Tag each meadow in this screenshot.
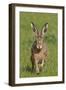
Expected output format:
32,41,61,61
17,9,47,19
20,12,58,78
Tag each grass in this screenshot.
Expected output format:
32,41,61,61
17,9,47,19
20,12,58,78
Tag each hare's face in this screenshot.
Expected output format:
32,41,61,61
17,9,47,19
36,31,43,49
31,22,48,50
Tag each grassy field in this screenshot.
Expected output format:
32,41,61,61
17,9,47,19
20,12,58,78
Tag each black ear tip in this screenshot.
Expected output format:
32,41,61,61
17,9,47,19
31,22,34,25
31,22,34,27
45,23,48,27
46,23,48,25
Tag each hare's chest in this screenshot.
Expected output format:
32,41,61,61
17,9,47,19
34,50,44,60
34,47,48,60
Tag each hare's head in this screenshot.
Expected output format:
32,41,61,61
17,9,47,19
31,22,48,50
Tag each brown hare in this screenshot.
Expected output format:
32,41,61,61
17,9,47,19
31,22,48,74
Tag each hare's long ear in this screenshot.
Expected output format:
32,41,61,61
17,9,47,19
41,23,48,35
31,22,37,32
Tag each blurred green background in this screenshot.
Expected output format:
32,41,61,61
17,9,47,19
20,12,58,78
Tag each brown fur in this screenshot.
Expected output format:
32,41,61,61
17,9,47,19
31,41,48,73
31,22,48,73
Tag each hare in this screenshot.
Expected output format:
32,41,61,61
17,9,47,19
31,22,48,74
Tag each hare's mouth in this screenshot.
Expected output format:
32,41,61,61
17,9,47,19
37,45,42,50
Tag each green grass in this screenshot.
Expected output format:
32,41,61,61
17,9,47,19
20,12,58,78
